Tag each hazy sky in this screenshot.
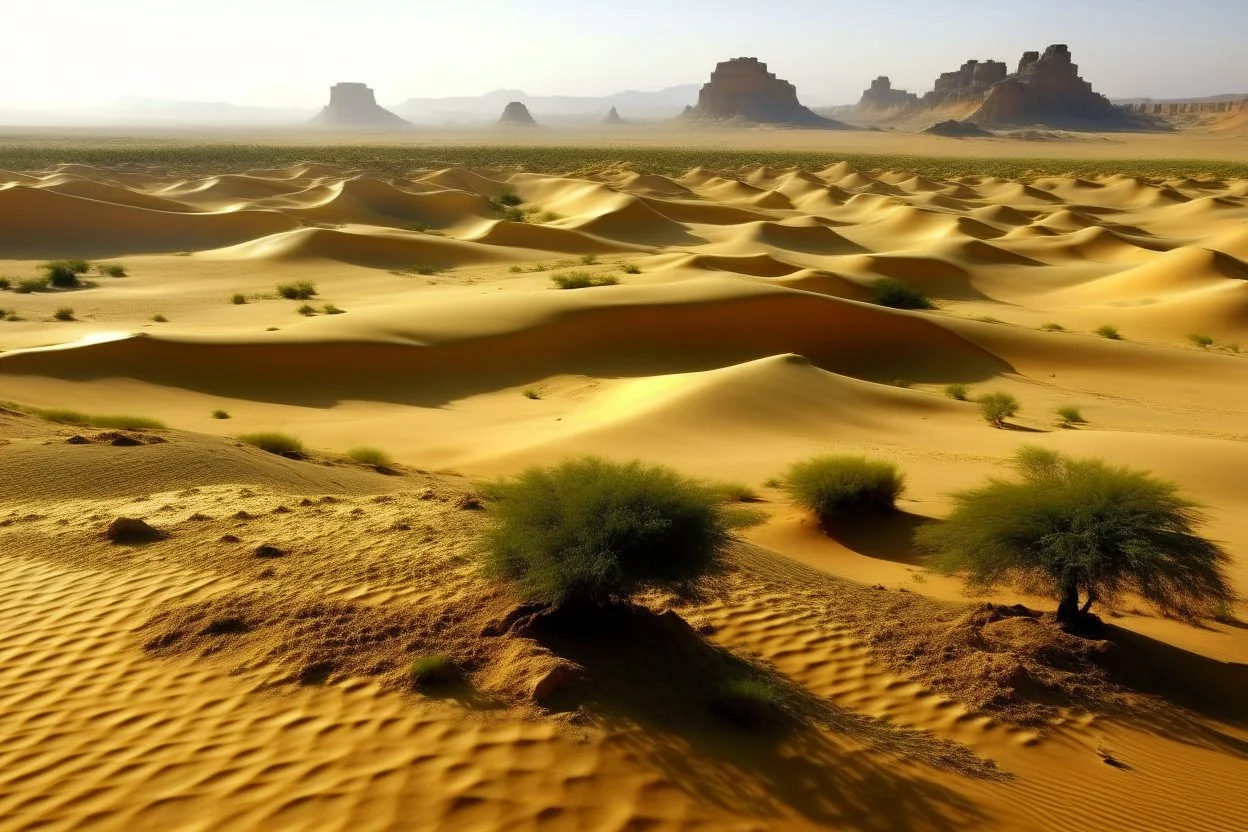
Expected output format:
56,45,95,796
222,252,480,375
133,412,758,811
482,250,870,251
4,0,1246,109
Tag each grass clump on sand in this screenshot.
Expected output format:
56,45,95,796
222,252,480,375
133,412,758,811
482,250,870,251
1095,324,1121,340
1041,322,1065,332
240,432,304,457
0,277,11,291
550,271,619,289
869,278,934,310
482,457,733,607
1056,405,1086,427
1187,333,1214,348
622,262,642,274
579,253,599,265
230,293,247,305
276,281,317,300
347,446,393,467
943,383,970,401
522,388,541,400
16,276,49,294
52,307,75,321
781,455,905,522
917,446,1235,629
296,303,316,316
409,655,458,687
151,313,168,323
211,409,231,420
978,391,1020,428
393,265,441,276
322,303,345,315
39,259,90,288
28,407,166,430
96,263,127,278
711,676,785,728
490,191,522,208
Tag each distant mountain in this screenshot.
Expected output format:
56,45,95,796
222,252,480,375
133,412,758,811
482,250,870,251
105,96,313,124
392,85,700,124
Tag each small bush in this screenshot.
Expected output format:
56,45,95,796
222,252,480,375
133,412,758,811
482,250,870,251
1056,405,1086,426
551,271,618,289
396,265,441,276
483,457,733,606
944,383,970,401
579,253,599,265
52,307,75,321
347,446,393,467
322,304,345,315
522,388,541,400
211,409,231,420
596,274,620,286
496,205,525,222
410,655,458,687
0,277,11,290
151,313,168,323
535,210,562,223
782,455,905,522
1095,324,1121,340
622,263,642,274
870,278,934,310
240,432,304,456
508,265,524,274
490,192,523,208
1041,322,1065,332
16,277,49,294
978,391,1020,427
96,263,127,278
296,303,316,316
230,293,247,305
1188,333,1214,348
528,263,550,273
40,259,90,288
276,281,317,300
711,677,784,727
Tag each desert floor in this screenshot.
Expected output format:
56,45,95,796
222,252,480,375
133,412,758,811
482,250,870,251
1,130,1247,831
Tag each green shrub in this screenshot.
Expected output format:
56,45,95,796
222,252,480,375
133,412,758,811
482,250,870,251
347,446,393,467
39,259,90,289
490,192,523,208
1188,333,1214,348
782,455,905,522
869,278,934,310
711,677,784,727
1041,322,1065,332
151,313,168,323
29,408,166,430
240,432,304,456
508,265,524,274
0,277,11,291
522,388,541,400
916,446,1235,626
322,304,345,315
482,457,733,606
1056,405,1086,426
52,307,75,321
211,409,231,420
595,274,620,286
978,392,1019,427
496,205,525,222
944,383,970,401
410,655,458,687
96,263,127,278
296,303,316,316
551,271,618,289
230,293,247,305
276,281,317,300
622,263,642,274
1095,324,1121,340
580,253,599,265
16,276,49,294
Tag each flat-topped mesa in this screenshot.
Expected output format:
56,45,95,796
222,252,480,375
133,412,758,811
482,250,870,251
969,44,1118,125
310,82,409,127
498,101,538,127
923,60,1008,107
857,76,918,111
685,57,845,127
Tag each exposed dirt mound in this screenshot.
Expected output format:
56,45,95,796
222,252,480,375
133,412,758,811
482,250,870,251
924,120,994,138
105,516,166,544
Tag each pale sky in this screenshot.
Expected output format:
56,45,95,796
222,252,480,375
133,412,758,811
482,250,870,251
4,0,1246,109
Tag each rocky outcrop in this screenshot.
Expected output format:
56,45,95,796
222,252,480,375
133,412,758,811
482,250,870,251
969,45,1117,126
1122,98,1248,115
498,101,538,127
857,77,918,111
923,119,993,137
310,83,409,128
684,57,846,127
601,106,626,125
925,60,1008,107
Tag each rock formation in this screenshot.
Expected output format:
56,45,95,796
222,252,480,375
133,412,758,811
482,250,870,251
857,77,918,111
498,101,538,127
601,106,626,125
923,119,993,138
969,45,1117,126
310,83,409,127
926,60,1008,107
1122,97,1248,116
684,57,845,127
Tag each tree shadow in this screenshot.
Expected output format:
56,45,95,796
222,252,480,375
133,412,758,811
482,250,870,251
820,510,933,566
514,603,1002,831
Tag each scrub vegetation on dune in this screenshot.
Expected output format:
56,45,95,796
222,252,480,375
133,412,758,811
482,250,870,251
978,392,1020,427
550,271,619,289
869,278,934,310
276,281,317,300
20,406,166,430
239,431,304,457
782,455,905,522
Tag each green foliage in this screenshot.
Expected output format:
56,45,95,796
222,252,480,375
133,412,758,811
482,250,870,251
52,307,75,321
482,457,732,606
579,253,599,265
916,446,1235,621
230,293,247,305
322,304,345,315
28,407,166,430
296,303,316,316
0,277,11,290
15,277,48,294
782,455,905,522
711,676,784,727
943,383,970,401
490,191,522,207
522,388,541,400
1095,324,1121,340
347,446,393,467
239,432,304,456
495,205,525,222
1187,333,1214,348
1041,322,1065,332
1056,405,1086,426
211,409,231,420
869,278,934,310
621,263,642,274
978,391,1020,427
96,263,127,278
276,281,317,300
151,313,168,323
409,655,457,686
39,260,89,288
550,271,618,289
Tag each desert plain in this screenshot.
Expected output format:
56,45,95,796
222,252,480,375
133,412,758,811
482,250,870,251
1,126,1248,832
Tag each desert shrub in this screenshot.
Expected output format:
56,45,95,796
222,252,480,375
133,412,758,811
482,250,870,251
916,446,1235,627
522,388,541,400
240,432,304,456
482,457,732,606
276,281,317,300
869,278,934,310
496,205,525,222
1095,324,1121,340
1188,333,1214,348
211,409,231,419
30,408,165,429
39,259,89,288
711,677,784,727
944,383,970,401
410,655,458,687
395,265,440,276
16,277,49,293
490,191,522,208
580,253,599,265
1056,405,1086,426
551,271,618,289
347,446,393,467
978,391,1019,427
507,265,523,274
535,210,562,223
296,303,316,316
52,307,75,321
0,277,10,290
230,293,247,305
322,304,345,315
96,263,127,278
782,455,905,522
622,263,642,274
151,313,168,323
1041,322,1065,332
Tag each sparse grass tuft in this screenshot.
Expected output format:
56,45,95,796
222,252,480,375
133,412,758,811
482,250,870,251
296,303,316,316
410,654,458,687
870,278,934,310
782,455,905,522
579,253,599,265
39,259,90,289
944,383,970,401
230,293,247,305
490,192,522,208
1041,322,1065,332
16,277,49,294
978,391,1020,427
1188,333,1214,348
28,407,166,430
535,210,562,223
0,277,11,291
551,271,618,289
508,265,524,274
395,265,441,276
496,205,525,222
1095,324,1121,340
973,315,1002,324
1056,405,1086,427
151,313,168,323
276,281,317,300
211,409,231,420
711,677,785,727
322,303,345,315
347,446,393,467
239,432,304,456
522,388,541,400
96,263,127,278
621,262,642,274
52,307,75,321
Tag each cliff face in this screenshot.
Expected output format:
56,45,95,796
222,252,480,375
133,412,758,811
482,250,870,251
969,45,1117,125
926,60,1008,106
857,77,918,111
310,83,408,127
1122,98,1248,115
687,58,845,127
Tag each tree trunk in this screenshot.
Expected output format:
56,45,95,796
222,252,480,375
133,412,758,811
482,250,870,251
1080,588,1098,615
1056,579,1081,626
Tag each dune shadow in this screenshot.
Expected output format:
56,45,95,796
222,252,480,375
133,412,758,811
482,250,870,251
514,603,1001,831
821,510,933,566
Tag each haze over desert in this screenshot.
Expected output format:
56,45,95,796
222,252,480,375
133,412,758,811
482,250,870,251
2,2,1248,831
